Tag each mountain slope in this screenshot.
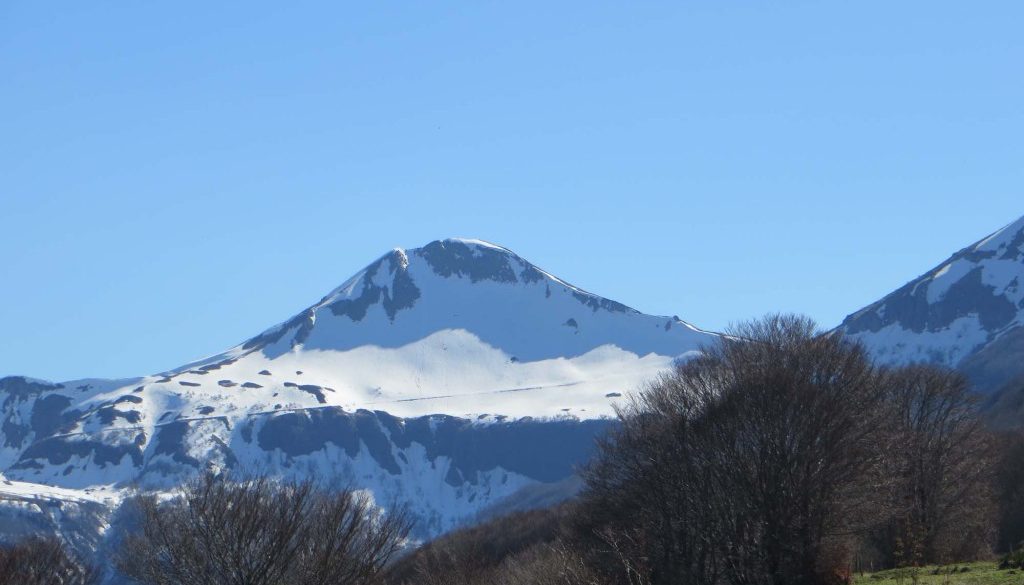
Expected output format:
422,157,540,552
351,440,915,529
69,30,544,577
837,214,1024,405
0,238,717,543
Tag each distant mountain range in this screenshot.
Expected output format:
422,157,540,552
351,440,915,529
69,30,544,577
2,219,1023,560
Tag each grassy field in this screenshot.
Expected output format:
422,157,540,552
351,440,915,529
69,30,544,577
854,562,1023,585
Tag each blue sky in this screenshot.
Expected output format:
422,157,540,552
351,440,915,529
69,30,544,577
2,1,1021,380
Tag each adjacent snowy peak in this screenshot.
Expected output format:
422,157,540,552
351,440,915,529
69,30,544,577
838,214,1024,392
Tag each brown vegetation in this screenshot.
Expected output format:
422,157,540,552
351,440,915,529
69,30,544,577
582,314,895,585
865,365,996,567
387,504,608,585
0,536,97,585
993,430,1024,554
115,473,411,585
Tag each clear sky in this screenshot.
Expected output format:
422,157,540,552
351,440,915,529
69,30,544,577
2,2,1021,381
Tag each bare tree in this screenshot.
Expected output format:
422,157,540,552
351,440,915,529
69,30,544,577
0,536,98,585
494,540,611,585
583,314,894,585
875,365,995,565
994,430,1024,553
116,473,410,585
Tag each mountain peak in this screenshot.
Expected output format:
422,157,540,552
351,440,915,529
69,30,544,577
839,213,1024,390
412,238,545,285
304,238,634,329
972,214,1024,258
425,237,509,250
158,237,713,408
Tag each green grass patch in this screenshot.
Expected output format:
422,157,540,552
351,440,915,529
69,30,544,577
854,562,1023,585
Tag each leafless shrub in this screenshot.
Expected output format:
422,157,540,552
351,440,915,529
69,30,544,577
494,540,611,585
0,536,98,585
872,365,996,565
593,526,652,585
994,429,1024,553
115,473,410,585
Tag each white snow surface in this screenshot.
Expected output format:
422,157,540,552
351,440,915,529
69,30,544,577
843,316,991,368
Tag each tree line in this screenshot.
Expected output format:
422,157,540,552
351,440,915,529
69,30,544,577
2,314,1023,584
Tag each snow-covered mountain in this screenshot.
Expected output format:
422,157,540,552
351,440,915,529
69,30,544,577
0,238,716,549
169,237,712,420
838,215,1024,401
